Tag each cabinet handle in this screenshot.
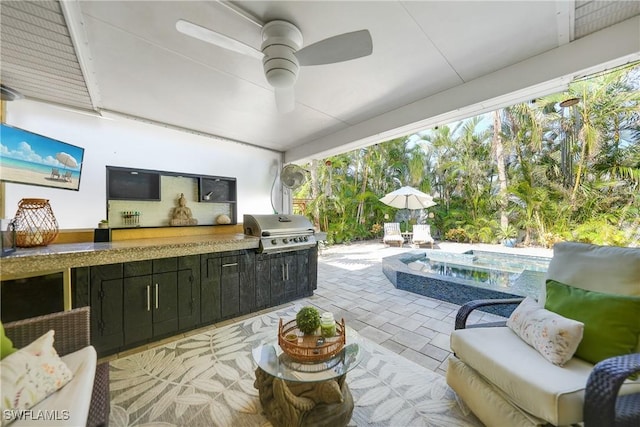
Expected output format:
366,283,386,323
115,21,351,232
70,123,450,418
281,264,285,281
222,263,238,267
286,264,290,280
155,283,159,309
146,285,151,311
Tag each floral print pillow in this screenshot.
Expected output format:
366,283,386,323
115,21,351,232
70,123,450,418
0,330,73,426
507,297,584,366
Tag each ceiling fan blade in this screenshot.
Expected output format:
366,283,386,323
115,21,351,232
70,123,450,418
295,30,372,66
275,87,295,113
176,19,263,60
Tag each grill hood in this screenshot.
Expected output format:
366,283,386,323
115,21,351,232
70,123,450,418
244,214,316,253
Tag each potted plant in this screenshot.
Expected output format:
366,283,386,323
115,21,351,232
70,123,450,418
98,219,109,229
296,306,321,335
498,224,517,247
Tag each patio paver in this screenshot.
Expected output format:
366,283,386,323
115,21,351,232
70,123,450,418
307,239,552,376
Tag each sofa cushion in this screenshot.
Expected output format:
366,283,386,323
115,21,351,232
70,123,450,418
8,346,97,427
543,242,640,303
0,331,74,426
507,297,583,366
447,357,545,427
450,327,640,426
545,279,640,365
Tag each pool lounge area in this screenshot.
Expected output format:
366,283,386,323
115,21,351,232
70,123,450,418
382,249,552,317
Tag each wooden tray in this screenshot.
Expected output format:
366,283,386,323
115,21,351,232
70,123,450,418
278,317,346,363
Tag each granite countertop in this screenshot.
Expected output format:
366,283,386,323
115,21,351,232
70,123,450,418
0,234,260,279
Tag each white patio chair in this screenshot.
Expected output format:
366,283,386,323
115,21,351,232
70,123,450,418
383,222,404,247
412,224,434,248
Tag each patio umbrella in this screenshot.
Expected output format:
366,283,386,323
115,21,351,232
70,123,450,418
380,186,437,230
55,152,78,170
380,186,437,210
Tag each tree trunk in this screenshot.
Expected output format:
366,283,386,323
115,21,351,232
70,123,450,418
493,111,509,229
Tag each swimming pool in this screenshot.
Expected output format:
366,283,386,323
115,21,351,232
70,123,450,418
382,249,551,317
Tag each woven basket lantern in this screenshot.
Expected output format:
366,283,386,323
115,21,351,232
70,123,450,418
13,198,59,247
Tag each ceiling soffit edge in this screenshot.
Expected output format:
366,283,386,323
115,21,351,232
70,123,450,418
59,0,101,109
99,109,283,155
284,16,640,164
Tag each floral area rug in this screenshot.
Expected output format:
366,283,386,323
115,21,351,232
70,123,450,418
109,304,481,427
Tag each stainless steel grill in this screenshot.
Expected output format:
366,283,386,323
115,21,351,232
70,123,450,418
244,214,316,253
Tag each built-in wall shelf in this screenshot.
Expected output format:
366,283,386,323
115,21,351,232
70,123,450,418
198,177,236,203
106,166,237,228
107,167,161,201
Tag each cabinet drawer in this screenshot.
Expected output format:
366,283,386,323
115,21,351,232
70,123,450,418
124,260,152,277
154,257,178,273
92,263,123,280
220,256,239,274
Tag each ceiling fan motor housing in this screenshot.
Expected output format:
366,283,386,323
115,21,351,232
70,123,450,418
261,21,303,88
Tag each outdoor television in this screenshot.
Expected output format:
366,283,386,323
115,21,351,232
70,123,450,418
0,124,85,191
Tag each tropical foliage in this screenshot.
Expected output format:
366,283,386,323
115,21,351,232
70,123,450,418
294,63,640,247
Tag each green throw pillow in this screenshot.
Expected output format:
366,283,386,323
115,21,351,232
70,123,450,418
0,322,17,360
545,279,640,365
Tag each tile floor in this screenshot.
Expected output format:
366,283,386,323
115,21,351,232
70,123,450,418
304,240,527,376
104,239,553,377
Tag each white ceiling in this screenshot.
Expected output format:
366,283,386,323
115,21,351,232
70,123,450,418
1,1,639,163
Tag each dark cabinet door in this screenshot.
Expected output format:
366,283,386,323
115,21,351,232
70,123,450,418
309,245,318,291
269,254,285,305
239,250,256,315
152,271,179,337
90,264,124,356
255,254,271,309
283,252,298,299
296,249,310,297
201,254,222,324
123,275,153,347
178,255,200,331
269,253,298,303
220,255,240,319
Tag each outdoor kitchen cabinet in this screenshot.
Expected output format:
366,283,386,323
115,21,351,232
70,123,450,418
200,252,222,324
122,258,179,348
272,252,298,303
83,256,194,356
201,250,255,323
178,255,200,331
88,263,125,356
255,248,316,306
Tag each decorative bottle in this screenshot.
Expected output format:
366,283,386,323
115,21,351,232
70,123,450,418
320,312,336,337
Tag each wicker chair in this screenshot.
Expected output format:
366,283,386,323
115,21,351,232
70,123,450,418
4,307,110,427
447,242,640,427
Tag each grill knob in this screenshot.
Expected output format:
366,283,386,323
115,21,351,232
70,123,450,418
271,239,277,245
293,237,299,242
283,238,289,244
303,236,308,241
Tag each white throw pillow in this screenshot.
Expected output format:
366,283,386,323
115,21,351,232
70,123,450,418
506,297,584,366
0,330,74,426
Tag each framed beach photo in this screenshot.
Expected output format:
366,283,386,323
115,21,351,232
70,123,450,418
0,124,85,191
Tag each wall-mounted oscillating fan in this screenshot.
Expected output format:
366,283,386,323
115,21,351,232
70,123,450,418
281,164,308,190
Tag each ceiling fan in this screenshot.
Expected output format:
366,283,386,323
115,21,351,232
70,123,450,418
176,8,372,113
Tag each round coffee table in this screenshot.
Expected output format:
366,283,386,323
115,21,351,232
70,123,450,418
252,327,364,427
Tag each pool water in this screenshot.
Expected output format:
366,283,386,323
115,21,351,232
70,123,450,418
408,250,550,295
382,249,552,317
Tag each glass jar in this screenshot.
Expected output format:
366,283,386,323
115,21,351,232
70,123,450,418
320,312,336,337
